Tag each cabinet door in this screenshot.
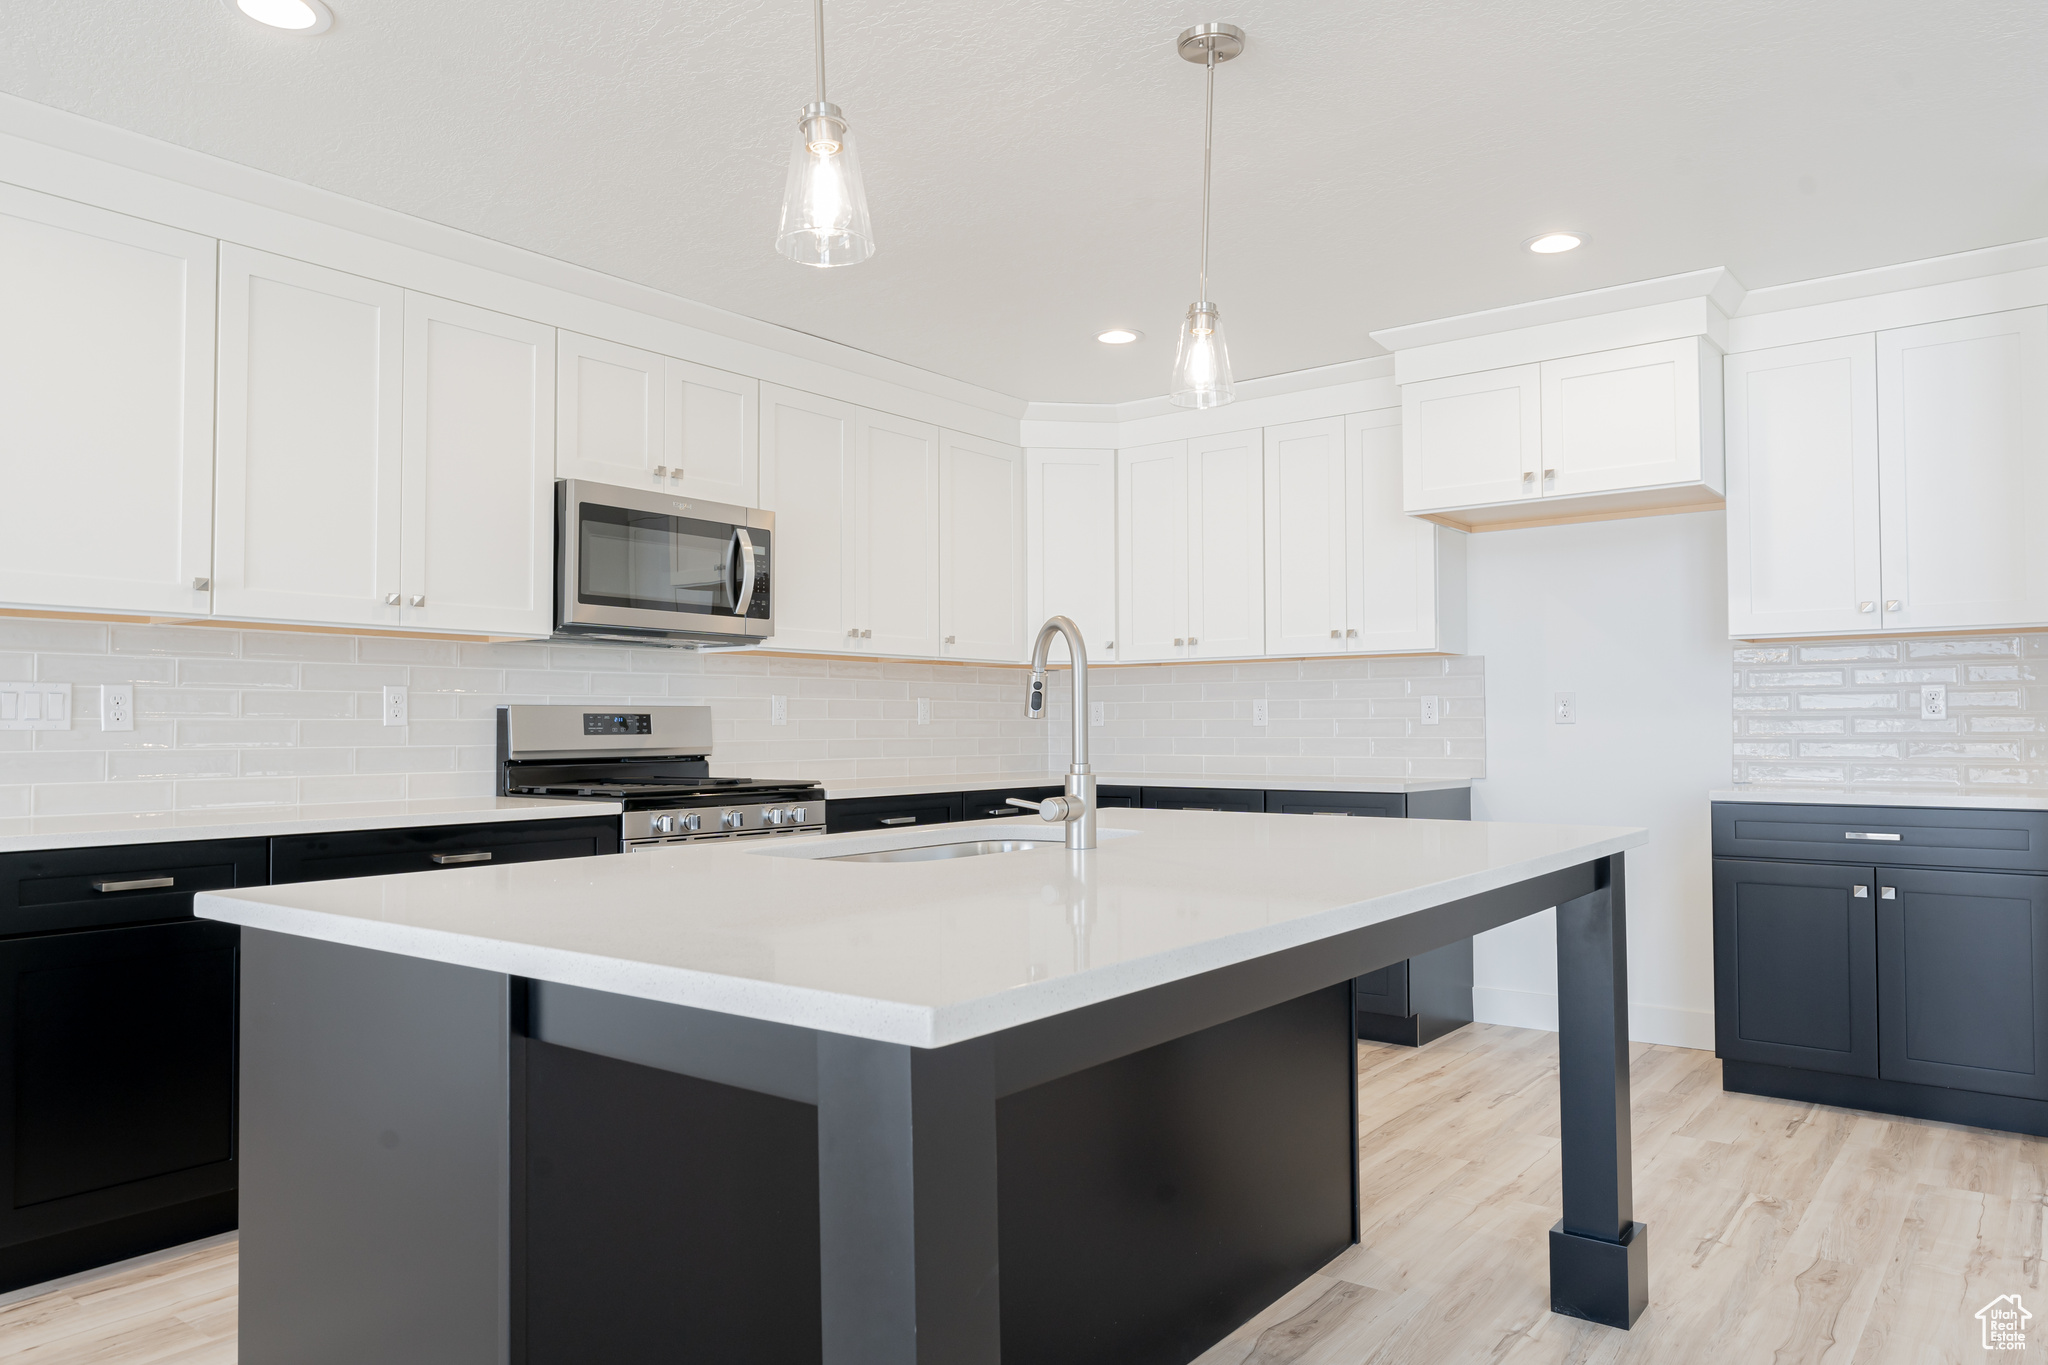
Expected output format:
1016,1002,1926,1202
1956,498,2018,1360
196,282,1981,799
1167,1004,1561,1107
1026,449,1117,661
824,793,965,833
1116,441,1190,661
1187,429,1264,659
400,294,556,636
1539,337,1717,498
1877,867,2048,1100
0,921,238,1257
1877,307,2048,633
554,331,664,489
666,359,759,507
1348,409,1464,654
215,246,403,628
0,185,216,616
1712,859,1877,1077
1724,336,1881,637
1264,417,1349,655
853,412,941,657
759,385,853,651
1400,364,1541,513
938,432,1023,661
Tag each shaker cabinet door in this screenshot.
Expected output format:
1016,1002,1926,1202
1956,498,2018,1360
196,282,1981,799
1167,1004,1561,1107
1400,364,1541,513
215,245,404,628
554,330,665,490
1116,441,1191,661
1263,417,1349,656
1539,337,1716,499
1026,448,1118,662
938,431,1023,662
1712,858,1878,1077
1349,409,1464,654
1186,428,1264,659
851,412,942,658
665,358,759,507
0,185,217,618
758,384,854,651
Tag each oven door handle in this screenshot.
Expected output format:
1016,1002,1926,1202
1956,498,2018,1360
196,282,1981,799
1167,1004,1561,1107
730,527,756,617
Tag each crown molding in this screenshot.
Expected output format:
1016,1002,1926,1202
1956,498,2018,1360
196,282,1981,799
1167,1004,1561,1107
1368,267,1747,354
1735,236,2048,316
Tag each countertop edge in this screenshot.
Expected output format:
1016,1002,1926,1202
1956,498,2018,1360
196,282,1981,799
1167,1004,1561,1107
1710,787,2048,812
0,798,626,855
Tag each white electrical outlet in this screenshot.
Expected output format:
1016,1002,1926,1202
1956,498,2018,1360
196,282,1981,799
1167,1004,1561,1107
0,684,71,731
104,684,134,732
1419,695,1440,726
1251,699,1269,727
917,697,931,725
382,685,408,727
1554,692,1577,725
771,694,788,725
1920,684,1947,721
1090,701,1104,726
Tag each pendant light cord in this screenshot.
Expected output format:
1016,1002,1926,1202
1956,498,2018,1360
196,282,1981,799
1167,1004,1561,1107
813,0,828,104
1199,45,1214,305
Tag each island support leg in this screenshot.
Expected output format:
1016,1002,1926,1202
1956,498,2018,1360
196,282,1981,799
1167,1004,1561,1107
1549,853,1650,1329
816,1034,1001,1364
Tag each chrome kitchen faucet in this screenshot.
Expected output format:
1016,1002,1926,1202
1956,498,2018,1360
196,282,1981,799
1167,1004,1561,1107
1007,615,1098,851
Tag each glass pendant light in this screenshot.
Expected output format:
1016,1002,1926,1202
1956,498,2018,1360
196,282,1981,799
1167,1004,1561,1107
776,0,875,266
1169,22,1243,409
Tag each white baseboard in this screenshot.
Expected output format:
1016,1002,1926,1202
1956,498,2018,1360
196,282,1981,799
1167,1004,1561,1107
1472,987,1714,1051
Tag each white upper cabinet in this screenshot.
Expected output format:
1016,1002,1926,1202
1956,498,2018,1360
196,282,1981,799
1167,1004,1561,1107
1403,338,1723,524
1401,364,1540,513
1026,449,1117,661
1876,308,2048,633
215,246,404,628
665,358,759,507
1116,441,1192,662
0,185,216,617
1725,335,1881,637
853,412,942,658
1348,410,1466,654
1187,430,1265,659
759,384,853,652
938,433,1023,662
1264,417,1350,655
399,293,556,637
1725,306,2048,638
555,331,664,489
557,335,760,507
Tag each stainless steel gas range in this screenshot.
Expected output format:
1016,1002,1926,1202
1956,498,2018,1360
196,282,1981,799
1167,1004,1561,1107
495,704,823,851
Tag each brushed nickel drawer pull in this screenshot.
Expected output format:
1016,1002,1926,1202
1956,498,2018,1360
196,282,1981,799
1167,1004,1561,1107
91,875,175,893
430,851,493,865
1844,831,1901,842
879,816,917,826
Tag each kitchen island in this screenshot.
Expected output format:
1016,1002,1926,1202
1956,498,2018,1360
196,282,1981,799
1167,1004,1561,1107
199,808,1650,1364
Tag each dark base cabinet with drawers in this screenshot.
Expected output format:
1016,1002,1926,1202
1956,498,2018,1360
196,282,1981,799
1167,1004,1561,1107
828,782,1475,1047
1713,801,2048,1137
0,812,622,1295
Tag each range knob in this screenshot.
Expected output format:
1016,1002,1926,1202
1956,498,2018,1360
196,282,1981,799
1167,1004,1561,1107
722,809,746,830
681,812,702,832
766,808,785,826
791,806,808,824
652,815,674,835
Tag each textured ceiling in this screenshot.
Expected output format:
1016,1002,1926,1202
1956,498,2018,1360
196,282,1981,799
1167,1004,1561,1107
3,0,2045,403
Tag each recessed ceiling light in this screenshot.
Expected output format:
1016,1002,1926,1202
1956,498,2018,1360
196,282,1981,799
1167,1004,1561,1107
1097,328,1143,345
1525,232,1584,255
225,0,333,34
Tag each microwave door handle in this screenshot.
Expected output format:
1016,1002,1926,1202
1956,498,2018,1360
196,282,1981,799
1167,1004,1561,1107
731,527,756,616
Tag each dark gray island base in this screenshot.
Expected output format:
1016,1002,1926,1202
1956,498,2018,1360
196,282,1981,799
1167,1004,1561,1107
234,852,1646,1364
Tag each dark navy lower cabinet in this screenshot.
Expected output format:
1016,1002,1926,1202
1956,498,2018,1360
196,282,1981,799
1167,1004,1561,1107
271,815,622,884
1713,802,2048,1136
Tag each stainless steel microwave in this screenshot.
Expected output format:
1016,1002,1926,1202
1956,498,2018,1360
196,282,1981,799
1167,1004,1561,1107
554,480,773,646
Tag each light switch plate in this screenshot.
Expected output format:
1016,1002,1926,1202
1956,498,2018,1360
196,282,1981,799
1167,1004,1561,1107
0,683,72,731
1554,692,1577,725
1420,695,1440,726
104,684,134,732
1251,699,1269,727
1920,684,1947,721
382,685,408,727
917,697,931,725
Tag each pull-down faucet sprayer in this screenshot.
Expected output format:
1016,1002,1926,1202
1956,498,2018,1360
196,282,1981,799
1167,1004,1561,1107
1006,615,1097,851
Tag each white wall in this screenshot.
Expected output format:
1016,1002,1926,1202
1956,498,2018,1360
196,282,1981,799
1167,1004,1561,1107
1465,510,1730,1049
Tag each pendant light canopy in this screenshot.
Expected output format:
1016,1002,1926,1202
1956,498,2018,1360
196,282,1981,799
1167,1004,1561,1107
1169,22,1242,409
776,0,874,267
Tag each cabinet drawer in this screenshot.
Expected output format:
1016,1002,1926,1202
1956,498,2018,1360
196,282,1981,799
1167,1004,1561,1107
0,839,270,938
1097,786,1141,809
271,816,620,885
960,788,1059,821
824,794,965,834
1140,787,1265,814
1266,791,1405,819
1712,802,2048,873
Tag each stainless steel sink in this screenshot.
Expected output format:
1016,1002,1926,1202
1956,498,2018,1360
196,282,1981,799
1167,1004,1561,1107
824,839,1050,864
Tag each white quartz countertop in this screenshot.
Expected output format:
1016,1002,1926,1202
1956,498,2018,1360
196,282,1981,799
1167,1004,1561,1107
0,797,624,855
196,809,1641,1049
1711,786,2048,813
793,773,1475,801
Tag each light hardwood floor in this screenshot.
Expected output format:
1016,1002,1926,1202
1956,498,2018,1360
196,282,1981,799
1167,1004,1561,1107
4,1024,2042,1363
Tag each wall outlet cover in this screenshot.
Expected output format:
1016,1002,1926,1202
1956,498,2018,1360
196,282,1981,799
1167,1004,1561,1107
917,697,931,725
382,685,408,727
1419,695,1440,726
104,683,134,732
1554,692,1577,725
771,694,788,725
1089,702,1104,726
1920,684,1947,721
1251,699,1269,727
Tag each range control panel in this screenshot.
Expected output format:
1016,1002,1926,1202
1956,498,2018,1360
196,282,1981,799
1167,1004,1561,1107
624,802,825,846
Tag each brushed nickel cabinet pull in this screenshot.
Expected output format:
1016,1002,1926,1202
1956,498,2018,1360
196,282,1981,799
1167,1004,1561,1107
1844,831,1901,842
878,816,917,826
430,851,492,865
91,875,175,893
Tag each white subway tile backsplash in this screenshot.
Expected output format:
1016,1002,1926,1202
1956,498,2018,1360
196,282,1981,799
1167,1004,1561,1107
1734,630,2048,792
